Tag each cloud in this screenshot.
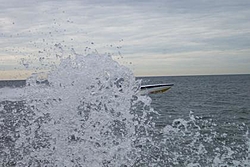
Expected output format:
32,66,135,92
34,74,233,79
0,0,250,78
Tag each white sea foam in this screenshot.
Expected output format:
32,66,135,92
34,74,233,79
162,112,250,166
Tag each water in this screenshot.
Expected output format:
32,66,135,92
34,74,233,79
0,54,250,166
140,75,250,166
140,75,250,125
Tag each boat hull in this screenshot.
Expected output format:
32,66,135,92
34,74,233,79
140,83,174,95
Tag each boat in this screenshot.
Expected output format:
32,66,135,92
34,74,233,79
140,83,174,95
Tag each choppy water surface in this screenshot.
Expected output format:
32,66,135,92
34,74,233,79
1,54,250,166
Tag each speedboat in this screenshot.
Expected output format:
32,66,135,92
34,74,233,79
140,83,174,95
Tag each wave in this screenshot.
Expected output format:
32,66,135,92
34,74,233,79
0,53,249,166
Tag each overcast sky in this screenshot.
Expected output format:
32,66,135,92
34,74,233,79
0,0,250,79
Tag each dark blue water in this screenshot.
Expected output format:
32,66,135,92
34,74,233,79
1,73,250,166
0,80,26,88
140,74,250,126
142,74,250,166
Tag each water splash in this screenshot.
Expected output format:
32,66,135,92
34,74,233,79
0,53,249,166
15,54,143,166
161,112,250,166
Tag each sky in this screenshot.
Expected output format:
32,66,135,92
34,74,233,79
0,0,250,79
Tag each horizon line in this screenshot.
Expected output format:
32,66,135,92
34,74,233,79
0,73,249,82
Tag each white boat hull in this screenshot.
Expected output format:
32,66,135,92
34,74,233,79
140,83,174,95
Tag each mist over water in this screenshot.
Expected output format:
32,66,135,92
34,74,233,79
0,53,250,166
